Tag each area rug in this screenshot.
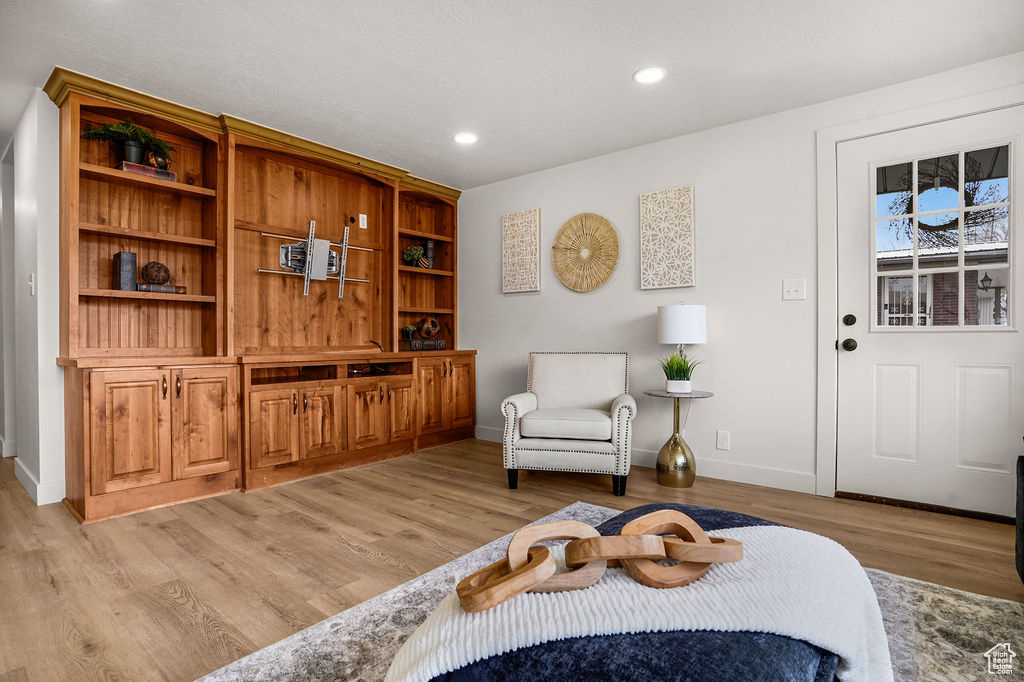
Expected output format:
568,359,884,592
201,502,1024,682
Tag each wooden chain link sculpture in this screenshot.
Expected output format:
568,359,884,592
457,510,744,612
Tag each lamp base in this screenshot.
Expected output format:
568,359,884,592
656,432,696,487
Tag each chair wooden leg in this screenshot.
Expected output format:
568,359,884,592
612,474,627,496
507,469,519,490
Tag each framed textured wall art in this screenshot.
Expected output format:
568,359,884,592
502,208,541,293
639,185,695,289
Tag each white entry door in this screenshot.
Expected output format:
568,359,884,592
836,106,1024,517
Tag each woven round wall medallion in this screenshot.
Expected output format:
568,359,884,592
552,212,620,292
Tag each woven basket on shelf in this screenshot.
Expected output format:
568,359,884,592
551,212,620,292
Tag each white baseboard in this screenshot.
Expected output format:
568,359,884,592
476,425,503,443
0,436,14,457
632,447,816,494
13,457,65,505
475,426,816,494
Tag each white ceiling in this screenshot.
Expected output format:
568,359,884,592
1,1,1023,189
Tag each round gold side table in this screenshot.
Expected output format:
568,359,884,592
643,390,713,488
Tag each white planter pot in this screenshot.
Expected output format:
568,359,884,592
666,379,692,393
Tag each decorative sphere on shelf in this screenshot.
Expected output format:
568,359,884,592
145,151,169,170
141,261,170,284
417,317,440,339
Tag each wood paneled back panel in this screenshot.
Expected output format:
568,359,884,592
233,147,392,249
398,271,454,310
78,178,207,238
78,298,205,354
232,227,384,354
399,194,454,239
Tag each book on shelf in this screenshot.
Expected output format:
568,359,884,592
136,283,187,294
120,161,177,182
112,251,137,291
399,338,446,351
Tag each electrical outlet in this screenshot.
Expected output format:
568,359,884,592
716,429,731,451
782,278,806,300
358,213,368,229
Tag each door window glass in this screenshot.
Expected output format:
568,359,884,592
873,144,1011,327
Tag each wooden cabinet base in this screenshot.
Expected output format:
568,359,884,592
63,470,240,523
417,426,475,450
245,439,416,490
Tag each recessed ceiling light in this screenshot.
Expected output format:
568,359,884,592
454,132,478,145
632,67,666,84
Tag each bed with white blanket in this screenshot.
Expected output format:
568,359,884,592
386,503,893,682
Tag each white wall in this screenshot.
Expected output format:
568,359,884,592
459,52,1024,494
11,89,63,504
0,143,14,456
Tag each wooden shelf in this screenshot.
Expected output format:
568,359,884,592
80,163,217,197
398,228,453,243
398,306,454,314
398,265,454,277
79,222,217,248
79,288,216,303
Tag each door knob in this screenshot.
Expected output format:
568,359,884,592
841,338,858,352
842,314,856,326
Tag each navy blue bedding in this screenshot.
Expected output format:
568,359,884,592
430,503,840,682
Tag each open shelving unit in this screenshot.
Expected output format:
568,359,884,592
395,186,458,348
65,95,224,358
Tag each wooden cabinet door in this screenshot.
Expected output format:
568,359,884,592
249,388,300,469
172,367,240,480
347,381,386,450
300,385,345,459
89,369,171,495
386,377,415,442
417,360,446,435
447,357,476,430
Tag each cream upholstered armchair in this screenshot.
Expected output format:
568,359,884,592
501,352,636,496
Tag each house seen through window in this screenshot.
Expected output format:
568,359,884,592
874,145,1010,327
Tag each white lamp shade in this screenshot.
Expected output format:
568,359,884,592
657,304,707,344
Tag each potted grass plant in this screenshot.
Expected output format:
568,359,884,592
659,353,703,393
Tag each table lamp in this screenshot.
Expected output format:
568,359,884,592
657,304,707,356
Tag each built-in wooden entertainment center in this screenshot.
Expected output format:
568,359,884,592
47,69,475,522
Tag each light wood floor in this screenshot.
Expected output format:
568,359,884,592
0,440,1020,681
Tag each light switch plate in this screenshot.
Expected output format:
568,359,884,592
716,429,731,451
358,213,368,229
782,278,806,300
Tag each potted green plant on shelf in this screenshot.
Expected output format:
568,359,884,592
659,353,703,393
400,325,417,340
81,119,174,166
402,244,425,266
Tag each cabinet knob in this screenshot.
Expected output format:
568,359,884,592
293,392,298,414
162,375,168,400
175,374,182,398
303,393,308,413
379,385,384,402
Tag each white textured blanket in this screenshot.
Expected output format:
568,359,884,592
386,525,893,682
